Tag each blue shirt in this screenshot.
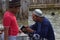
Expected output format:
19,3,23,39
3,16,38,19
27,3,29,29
30,17,55,40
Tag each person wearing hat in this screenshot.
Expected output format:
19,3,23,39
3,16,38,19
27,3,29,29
2,0,22,40
23,9,55,40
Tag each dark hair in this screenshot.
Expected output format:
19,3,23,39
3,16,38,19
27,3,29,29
9,0,21,8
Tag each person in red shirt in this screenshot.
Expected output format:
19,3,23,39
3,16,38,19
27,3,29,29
3,0,22,40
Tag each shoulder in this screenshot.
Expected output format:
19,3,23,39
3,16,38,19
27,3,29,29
43,17,50,23
43,17,51,25
3,15,11,22
3,11,12,19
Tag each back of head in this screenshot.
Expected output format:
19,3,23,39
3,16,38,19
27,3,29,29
9,0,21,8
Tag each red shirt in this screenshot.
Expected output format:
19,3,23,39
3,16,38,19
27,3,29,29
3,11,19,36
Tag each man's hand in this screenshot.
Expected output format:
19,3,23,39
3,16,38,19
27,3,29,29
0,31,2,34
24,25,34,33
24,25,29,28
19,30,23,33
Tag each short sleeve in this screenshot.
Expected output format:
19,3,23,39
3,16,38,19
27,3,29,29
3,16,11,28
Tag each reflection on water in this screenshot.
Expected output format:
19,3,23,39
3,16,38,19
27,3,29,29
28,11,60,40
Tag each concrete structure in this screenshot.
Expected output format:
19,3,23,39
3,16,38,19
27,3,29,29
30,0,60,4
29,0,60,9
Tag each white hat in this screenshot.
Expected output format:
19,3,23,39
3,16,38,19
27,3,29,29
33,9,44,17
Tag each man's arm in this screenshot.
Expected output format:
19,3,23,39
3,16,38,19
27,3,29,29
24,23,37,33
3,16,11,40
0,31,2,34
25,26,34,33
4,27,9,40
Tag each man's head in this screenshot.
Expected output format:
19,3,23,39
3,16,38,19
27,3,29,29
32,9,44,22
8,0,21,13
